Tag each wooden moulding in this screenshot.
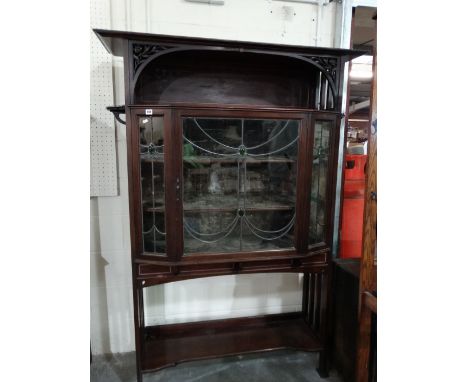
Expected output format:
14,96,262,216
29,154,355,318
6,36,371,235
142,312,322,373
137,248,328,267
136,251,328,286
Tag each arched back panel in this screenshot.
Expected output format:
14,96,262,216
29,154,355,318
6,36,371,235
133,49,335,109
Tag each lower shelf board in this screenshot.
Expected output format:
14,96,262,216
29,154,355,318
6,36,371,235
142,312,322,373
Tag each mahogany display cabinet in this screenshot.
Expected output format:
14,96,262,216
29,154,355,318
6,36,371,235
95,29,363,381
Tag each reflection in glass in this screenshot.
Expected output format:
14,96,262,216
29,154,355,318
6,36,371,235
140,116,166,254
309,120,332,245
182,117,298,254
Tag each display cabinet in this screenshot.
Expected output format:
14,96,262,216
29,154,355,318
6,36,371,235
95,29,363,381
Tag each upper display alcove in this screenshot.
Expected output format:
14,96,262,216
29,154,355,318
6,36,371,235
134,49,324,108
93,29,364,110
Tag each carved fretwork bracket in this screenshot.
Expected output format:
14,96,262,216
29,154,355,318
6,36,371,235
133,43,172,74
303,56,338,82
132,43,339,89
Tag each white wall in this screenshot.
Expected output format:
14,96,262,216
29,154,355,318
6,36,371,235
91,0,345,355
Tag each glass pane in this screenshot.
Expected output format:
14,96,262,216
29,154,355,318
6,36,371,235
182,117,298,254
140,116,166,254
309,120,332,245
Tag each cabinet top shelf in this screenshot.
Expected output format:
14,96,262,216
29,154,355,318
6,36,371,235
93,28,365,61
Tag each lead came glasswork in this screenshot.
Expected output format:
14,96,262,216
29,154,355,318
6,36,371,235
182,117,299,254
309,120,332,245
139,116,166,254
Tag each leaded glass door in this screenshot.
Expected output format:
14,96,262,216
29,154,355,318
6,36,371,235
308,115,339,249
130,108,179,259
177,110,309,256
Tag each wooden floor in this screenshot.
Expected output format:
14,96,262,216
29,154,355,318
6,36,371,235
142,312,322,372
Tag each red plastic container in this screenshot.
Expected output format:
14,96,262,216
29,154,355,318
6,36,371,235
344,154,367,180
340,154,367,259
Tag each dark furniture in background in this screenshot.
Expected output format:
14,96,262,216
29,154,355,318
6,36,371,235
95,29,363,382
331,259,360,382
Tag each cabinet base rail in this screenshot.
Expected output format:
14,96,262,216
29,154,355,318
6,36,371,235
140,312,323,373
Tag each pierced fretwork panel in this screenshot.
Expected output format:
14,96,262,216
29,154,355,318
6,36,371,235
139,116,166,254
182,117,299,254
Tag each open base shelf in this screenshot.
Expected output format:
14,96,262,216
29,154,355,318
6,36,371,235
142,312,322,373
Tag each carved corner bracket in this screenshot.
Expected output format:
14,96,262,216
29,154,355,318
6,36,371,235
304,56,338,82
133,43,173,74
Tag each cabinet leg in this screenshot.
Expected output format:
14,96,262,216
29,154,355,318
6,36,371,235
302,273,310,322
133,282,144,382
317,267,332,378
317,350,330,378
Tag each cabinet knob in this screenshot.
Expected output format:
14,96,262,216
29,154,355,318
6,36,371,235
291,258,302,268
232,262,242,273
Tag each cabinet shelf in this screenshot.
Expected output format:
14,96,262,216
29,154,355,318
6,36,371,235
184,156,296,164
145,205,295,213
141,156,296,164
142,312,321,373
143,195,295,213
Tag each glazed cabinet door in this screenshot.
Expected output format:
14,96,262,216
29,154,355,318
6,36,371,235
175,109,310,257
308,114,340,249
130,108,178,260
129,108,339,261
